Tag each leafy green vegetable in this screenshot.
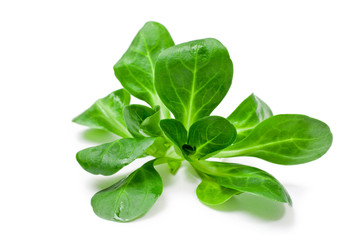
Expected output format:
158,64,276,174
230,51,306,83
144,137,170,158
155,38,233,129
113,21,174,117
74,21,333,222
196,172,241,205
73,89,131,138
76,137,155,176
228,93,273,143
155,157,182,175
188,116,237,160
123,104,155,138
216,114,333,165
192,161,292,205
159,119,188,158
139,107,164,137
91,160,162,222
166,159,182,175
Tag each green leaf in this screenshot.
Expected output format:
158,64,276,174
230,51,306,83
167,159,182,175
145,137,171,158
155,38,233,129
114,21,174,110
192,161,292,205
228,93,273,143
73,89,131,138
123,104,155,138
139,107,164,137
155,157,182,175
76,137,156,176
91,160,163,222
188,116,237,160
159,119,188,157
196,172,240,205
216,114,333,165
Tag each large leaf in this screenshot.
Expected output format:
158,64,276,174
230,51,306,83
155,38,233,129
187,116,237,160
196,172,240,205
114,21,174,111
73,89,131,137
91,160,163,222
192,161,292,205
228,94,273,143
159,119,188,157
76,138,156,176
123,104,155,138
216,114,333,165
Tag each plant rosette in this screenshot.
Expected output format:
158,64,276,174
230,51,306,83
73,21,333,222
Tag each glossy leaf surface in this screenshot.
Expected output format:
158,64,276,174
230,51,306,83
196,173,240,205
123,104,155,138
76,138,155,176
155,38,233,129
228,94,273,143
139,108,164,137
73,89,131,137
114,21,174,108
73,21,335,223
216,114,333,165
159,119,188,156
192,161,292,205
188,116,237,160
91,160,163,222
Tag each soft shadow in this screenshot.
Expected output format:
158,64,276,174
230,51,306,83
183,162,201,183
155,163,177,187
209,193,287,221
137,164,178,222
81,129,118,143
138,193,167,222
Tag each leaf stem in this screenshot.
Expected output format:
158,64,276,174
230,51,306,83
153,96,171,119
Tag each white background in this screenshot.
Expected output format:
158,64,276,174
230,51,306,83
1,0,359,239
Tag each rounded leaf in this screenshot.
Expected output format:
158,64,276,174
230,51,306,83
155,38,233,129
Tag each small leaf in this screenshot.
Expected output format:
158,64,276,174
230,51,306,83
114,21,174,109
145,137,171,158
188,116,237,160
216,114,333,165
123,104,155,138
160,119,188,157
155,38,233,129
73,89,131,138
155,157,182,175
192,161,292,205
91,160,163,222
196,173,240,205
228,94,273,143
167,159,182,175
139,107,164,137
76,137,156,176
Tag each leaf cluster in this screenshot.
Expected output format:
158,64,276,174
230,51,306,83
73,22,333,222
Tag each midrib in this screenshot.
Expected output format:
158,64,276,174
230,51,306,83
218,138,312,157
96,101,131,137
185,45,199,130
236,126,255,134
139,32,156,103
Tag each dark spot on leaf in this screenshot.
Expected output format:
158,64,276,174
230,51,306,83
182,144,196,155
